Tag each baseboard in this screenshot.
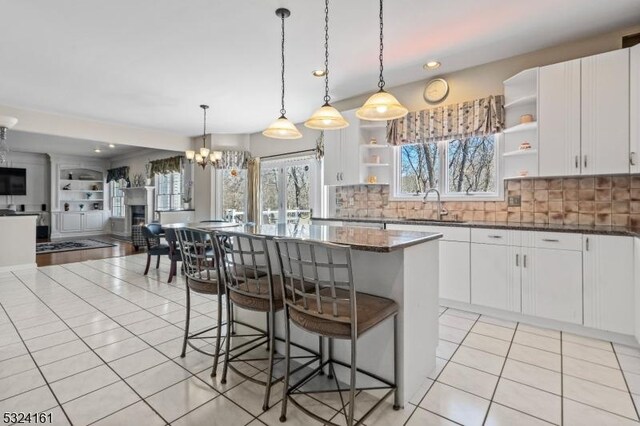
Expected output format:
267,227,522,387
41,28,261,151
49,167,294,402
0,263,37,273
441,298,639,347
50,232,109,240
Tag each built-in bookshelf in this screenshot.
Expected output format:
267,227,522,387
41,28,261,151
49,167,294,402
58,168,105,212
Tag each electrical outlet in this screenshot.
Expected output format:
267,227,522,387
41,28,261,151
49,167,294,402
508,195,522,207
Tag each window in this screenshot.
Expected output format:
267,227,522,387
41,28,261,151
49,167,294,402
156,171,183,211
395,134,499,198
110,179,125,217
260,157,316,224
220,169,247,222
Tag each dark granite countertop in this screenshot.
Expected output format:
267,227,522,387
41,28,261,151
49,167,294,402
311,217,640,238
167,222,442,252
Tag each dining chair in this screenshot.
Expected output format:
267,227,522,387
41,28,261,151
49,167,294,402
164,227,182,283
141,223,169,275
274,237,399,426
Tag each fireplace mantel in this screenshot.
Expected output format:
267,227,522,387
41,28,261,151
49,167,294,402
123,186,155,237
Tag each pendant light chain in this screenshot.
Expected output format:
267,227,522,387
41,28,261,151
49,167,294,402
323,0,330,104
378,0,385,90
202,105,207,147
280,12,287,117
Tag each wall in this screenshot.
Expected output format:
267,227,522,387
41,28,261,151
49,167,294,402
335,175,640,228
0,152,49,212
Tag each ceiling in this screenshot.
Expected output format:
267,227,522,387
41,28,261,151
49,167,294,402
7,131,145,159
0,0,639,136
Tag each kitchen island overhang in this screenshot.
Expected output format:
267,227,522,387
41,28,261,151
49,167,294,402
176,222,442,405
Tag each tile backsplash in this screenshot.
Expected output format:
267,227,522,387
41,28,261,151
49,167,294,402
334,175,640,228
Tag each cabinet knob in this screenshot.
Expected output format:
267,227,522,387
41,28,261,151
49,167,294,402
488,235,502,239
631,152,637,166
575,156,579,169
584,155,588,169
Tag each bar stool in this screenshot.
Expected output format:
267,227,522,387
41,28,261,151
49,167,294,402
175,227,225,371
274,238,399,426
212,230,320,412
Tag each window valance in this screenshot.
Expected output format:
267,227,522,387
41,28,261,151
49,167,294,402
218,150,250,169
106,166,130,183
149,155,183,175
387,95,505,145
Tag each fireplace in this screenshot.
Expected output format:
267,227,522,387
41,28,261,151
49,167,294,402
122,187,155,250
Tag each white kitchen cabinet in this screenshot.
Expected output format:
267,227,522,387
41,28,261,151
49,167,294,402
538,59,581,177
521,247,583,324
60,212,83,233
631,44,640,173
386,223,471,303
322,110,360,186
471,242,521,312
583,235,635,335
581,48,630,175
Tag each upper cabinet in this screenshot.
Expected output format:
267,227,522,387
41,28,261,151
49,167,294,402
631,44,640,173
522,48,632,177
322,110,360,186
581,48,630,175
538,59,581,177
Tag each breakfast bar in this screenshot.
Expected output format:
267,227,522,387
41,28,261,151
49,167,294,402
177,222,443,404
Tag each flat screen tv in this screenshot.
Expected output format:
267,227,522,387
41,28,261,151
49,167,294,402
0,167,27,196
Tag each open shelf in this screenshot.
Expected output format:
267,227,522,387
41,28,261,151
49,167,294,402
503,149,538,158
60,199,104,202
60,190,104,193
503,68,537,87
59,179,103,183
504,122,538,134
504,94,537,109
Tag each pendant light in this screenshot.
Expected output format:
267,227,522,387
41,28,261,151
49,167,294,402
263,8,302,139
0,116,18,164
356,0,408,121
186,105,221,170
304,0,348,130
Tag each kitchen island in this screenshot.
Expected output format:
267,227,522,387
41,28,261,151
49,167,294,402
0,214,37,272
179,222,442,405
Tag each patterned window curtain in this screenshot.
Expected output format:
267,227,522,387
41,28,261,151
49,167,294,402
149,155,183,175
218,151,250,169
387,95,505,145
106,166,130,183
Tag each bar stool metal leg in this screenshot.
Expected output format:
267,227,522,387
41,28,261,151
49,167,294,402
180,284,191,358
263,310,276,411
279,307,292,423
393,315,400,410
220,293,233,384
211,293,224,377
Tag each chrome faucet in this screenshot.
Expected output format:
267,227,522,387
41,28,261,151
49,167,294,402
423,188,448,220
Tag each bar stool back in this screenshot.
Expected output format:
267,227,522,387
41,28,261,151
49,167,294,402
274,238,399,426
175,227,225,374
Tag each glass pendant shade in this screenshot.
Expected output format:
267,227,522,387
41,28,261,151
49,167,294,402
209,153,217,162
199,146,210,158
0,116,18,129
356,90,408,121
262,116,302,139
185,150,195,160
305,104,349,130
195,153,203,163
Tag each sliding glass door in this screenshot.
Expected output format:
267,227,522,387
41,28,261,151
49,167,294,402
260,156,317,224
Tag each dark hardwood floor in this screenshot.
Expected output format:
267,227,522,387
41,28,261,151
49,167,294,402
36,236,138,267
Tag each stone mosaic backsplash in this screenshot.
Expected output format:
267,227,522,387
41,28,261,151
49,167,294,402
334,175,640,228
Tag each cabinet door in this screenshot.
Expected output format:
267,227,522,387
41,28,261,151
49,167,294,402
441,241,471,303
471,243,520,312
60,213,83,232
323,129,341,185
581,49,630,175
84,212,104,232
631,44,640,173
522,247,582,324
340,110,360,185
539,59,581,177
583,235,635,335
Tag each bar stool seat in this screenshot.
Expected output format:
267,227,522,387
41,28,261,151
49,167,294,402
289,288,398,339
229,275,312,312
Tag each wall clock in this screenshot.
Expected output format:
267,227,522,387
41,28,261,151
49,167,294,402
423,78,449,104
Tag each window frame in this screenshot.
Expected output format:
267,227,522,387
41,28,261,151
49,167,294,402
109,179,126,218
391,133,504,202
155,170,184,211
215,168,249,222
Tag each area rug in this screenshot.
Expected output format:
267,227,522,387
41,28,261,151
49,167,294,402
36,239,116,254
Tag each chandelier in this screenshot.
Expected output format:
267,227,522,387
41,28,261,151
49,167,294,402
185,105,222,169
0,116,18,164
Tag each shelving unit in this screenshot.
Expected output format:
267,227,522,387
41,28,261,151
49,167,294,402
503,67,539,178
359,125,391,185
58,168,105,212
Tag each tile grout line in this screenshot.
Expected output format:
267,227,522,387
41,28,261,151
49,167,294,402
57,260,262,423
11,267,173,425
481,322,518,425
0,299,73,425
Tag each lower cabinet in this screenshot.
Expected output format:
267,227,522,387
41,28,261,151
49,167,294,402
521,247,583,324
60,213,84,232
54,212,108,236
470,242,521,312
84,212,105,232
583,235,635,334
440,241,471,302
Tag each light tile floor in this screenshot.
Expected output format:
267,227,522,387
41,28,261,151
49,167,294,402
1,254,640,425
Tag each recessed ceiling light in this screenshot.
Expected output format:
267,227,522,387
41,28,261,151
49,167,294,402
312,69,326,77
108,144,115,148
94,148,101,153
423,61,441,70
